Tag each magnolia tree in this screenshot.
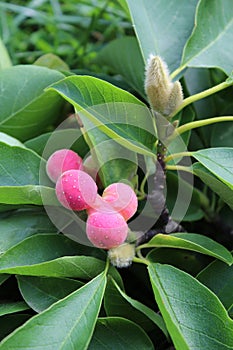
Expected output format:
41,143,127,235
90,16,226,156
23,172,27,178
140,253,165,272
0,0,233,349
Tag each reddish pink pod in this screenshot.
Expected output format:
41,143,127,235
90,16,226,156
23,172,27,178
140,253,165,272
56,169,97,211
102,183,138,221
46,149,83,183
86,211,128,249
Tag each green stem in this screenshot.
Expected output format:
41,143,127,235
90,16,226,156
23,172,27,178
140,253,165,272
166,165,193,173
170,81,232,118
175,116,233,136
136,243,154,251
170,64,186,80
104,257,110,274
138,171,150,200
165,151,193,163
132,256,150,266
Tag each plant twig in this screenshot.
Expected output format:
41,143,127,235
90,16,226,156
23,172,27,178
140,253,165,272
175,116,233,136
138,141,185,245
166,165,193,173
165,151,193,163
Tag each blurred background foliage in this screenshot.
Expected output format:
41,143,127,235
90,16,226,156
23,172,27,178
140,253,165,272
0,0,132,72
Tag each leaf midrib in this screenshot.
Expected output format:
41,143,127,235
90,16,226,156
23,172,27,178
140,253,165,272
58,274,105,350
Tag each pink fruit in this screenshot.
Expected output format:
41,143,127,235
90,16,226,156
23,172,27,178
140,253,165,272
46,149,83,183
55,170,97,211
86,211,128,249
102,183,138,221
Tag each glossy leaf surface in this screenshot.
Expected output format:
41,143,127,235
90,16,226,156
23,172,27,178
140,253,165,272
149,263,233,349
0,272,106,349
144,233,232,265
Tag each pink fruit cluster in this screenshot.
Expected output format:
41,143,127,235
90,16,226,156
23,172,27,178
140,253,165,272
46,149,138,250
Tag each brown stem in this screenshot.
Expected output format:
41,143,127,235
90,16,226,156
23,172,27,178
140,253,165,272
138,140,184,245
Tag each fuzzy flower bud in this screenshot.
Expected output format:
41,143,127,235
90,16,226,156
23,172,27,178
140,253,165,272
145,55,183,117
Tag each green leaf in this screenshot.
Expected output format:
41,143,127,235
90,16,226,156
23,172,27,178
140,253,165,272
185,68,217,118
0,141,58,206
0,301,29,317
0,132,25,147
107,266,124,290
104,277,156,333
0,142,46,186
0,234,106,278
166,171,204,222
0,186,58,206
197,257,233,312
0,65,64,141
143,233,233,265
181,0,233,75
184,68,229,147
148,263,233,350
34,53,69,71
0,256,105,279
0,272,106,349
193,163,233,209
24,133,55,157
24,129,89,159
184,68,233,147
211,122,233,148
105,277,168,337
192,148,233,190
17,276,84,312
126,0,198,72
89,317,154,350
97,36,145,98
0,37,12,70
0,211,56,254
0,233,81,264
48,75,156,157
